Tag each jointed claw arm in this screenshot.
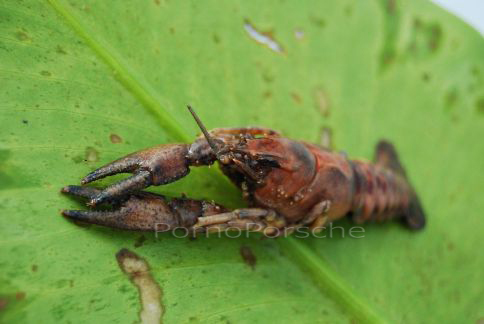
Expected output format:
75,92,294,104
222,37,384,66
80,142,215,206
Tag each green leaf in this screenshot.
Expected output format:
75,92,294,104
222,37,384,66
1,0,483,323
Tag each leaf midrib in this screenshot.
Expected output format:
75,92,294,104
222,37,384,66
46,0,190,143
45,1,385,323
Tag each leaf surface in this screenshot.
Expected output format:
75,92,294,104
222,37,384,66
1,0,483,323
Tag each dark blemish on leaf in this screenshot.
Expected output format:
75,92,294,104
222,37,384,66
110,133,123,144
428,25,442,52
240,246,256,269
15,31,30,41
291,92,302,104
446,242,455,251
40,71,51,77
56,45,67,54
118,285,130,293
471,66,479,77
55,279,72,289
386,0,396,14
407,18,443,59
31,264,38,272
189,316,198,322
169,27,175,35
71,155,83,164
413,17,422,29
320,127,333,149
134,235,147,248
444,89,458,112
22,119,28,124
243,20,285,53
0,298,8,311
421,72,431,82
85,147,99,162
309,15,326,28
213,33,221,44
154,0,160,5
262,90,272,99
344,5,353,17
116,248,164,324
15,292,25,301
381,49,396,68
475,96,484,115
314,87,330,117
378,0,399,71
262,70,274,83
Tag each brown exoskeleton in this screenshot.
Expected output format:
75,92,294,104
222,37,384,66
61,106,425,236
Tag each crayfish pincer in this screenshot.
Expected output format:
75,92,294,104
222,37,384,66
61,106,425,236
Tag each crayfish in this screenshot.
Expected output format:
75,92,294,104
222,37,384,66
61,106,425,236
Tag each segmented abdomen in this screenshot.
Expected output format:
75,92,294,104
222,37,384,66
349,160,411,223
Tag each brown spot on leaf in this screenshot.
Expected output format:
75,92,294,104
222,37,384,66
40,71,51,77
291,92,302,104
387,0,396,14
0,298,8,311
31,264,38,272
116,248,163,324
428,25,442,52
381,50,396,66
213,33,221,44
408,19,443,59
110,133,123,144
240,246,256,269
15,292,25,301
154,0,160,5
446,242,455,251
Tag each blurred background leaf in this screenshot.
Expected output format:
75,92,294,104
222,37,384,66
0,0,483,323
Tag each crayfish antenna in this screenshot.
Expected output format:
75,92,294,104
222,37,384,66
187,105,220,155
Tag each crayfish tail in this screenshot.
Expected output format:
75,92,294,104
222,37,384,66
349,140,426,230
374,140,426,230
403,191,426,230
